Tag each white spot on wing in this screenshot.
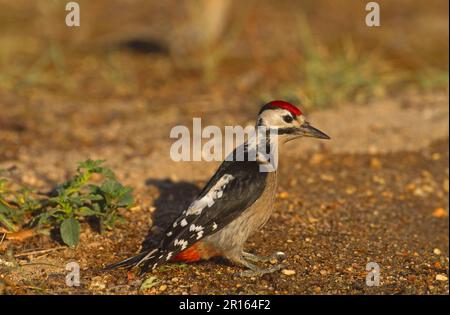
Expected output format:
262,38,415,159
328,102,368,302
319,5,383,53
189,224,204,232
180,218,188,227
174,238,188,251
166,252,173,261
166,231,173,237
212,222,218,230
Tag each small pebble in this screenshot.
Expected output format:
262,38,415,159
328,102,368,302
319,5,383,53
345,186,357,195
320,174,335,182
431,153,441,160
370,157,382,169
436,274,448,281
278,192,289,199
432,208,447,218
281,269,296,276
310,153,324,165
433,248,442,255
130,205,141,212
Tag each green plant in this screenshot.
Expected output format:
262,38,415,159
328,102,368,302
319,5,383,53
139,276,160,291
0,177,40,232
0,160,134,247
35,159,133,247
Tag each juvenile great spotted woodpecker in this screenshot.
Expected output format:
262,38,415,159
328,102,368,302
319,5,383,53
105,101,329,276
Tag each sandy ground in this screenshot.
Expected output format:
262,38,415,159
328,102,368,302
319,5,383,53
0,91,448,295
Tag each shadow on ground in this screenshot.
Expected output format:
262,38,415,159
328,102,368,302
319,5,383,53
141,178,200,250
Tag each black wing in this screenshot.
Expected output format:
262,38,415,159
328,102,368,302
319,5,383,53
162,160,267,244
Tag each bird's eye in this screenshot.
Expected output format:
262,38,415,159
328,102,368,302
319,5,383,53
283,115,293,123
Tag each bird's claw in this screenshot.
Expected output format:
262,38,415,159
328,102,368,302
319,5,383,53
273,251,286,262
238,264,285,277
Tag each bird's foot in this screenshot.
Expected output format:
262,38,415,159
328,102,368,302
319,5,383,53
242,251,286,263
238,263,285,277
235,252,286,277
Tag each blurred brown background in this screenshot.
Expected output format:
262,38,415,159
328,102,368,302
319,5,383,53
0,0,448,105
0,0,448,160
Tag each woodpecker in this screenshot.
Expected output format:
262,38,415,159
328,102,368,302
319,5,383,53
105,100,330,277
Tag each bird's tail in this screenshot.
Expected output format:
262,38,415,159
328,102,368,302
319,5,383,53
102,248,161,272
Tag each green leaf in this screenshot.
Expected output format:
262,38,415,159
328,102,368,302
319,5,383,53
60,217,80,247
117,190,134,207
86,192,104,201
77,206,102,216
36,208,63,226
0,212,18,232
78,159,105,171
100,179,121,196
139,276,159,291
99,168,116,179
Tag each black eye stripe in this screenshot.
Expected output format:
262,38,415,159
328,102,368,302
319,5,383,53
283,115,294,123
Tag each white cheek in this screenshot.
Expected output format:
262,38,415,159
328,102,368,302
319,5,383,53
260,109,293,127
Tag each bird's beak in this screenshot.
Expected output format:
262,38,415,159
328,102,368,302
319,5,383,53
297,122,330,139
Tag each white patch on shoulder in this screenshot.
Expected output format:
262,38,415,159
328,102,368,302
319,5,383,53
186,174,234,216
166,252,173,261
212,222,218,230
180,218,188,227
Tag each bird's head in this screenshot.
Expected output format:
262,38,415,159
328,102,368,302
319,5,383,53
257,100,330,142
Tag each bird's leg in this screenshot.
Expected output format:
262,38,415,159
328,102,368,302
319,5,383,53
232,254,285,277
242,251,286,263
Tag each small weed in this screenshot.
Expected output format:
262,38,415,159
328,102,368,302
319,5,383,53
0,177,40,232
0,160,134,247
139,276,160,291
